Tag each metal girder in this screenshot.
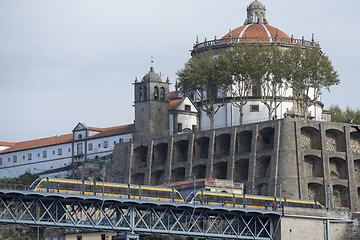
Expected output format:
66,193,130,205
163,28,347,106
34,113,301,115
0,192,279,239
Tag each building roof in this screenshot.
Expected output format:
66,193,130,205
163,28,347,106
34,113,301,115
222,23,289,39
169,99,182,110
0,124,134,154
0,142,15,147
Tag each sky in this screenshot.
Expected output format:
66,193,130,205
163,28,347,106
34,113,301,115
1,0,359,142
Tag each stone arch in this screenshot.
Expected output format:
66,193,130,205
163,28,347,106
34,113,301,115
160,87,165,101
154,86,159,100
214,161,227,179
133,146,148,167
194,136,209,159
173,140,188,162
234,158,249,182
257,127,274,151
326,129,345,152
153,143,168,166
236,130,252,154
215,134,231,158
350,131,360,154
304,155,323,178
308,183,325,205
354,159,360,181
255,155,271,178
333,185,350,208
254,183,268,195
329,157,348,180
193,164,206,179
301,127,320,150
131,173,144,185
151,170,165,186
171,167,185,182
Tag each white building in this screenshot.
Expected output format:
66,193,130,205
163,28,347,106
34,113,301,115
0,123,133,178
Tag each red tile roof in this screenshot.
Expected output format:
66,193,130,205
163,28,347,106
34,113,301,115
169,99,182,110
0,134,73,154
222,24,289,40
0,124,134,154
0,142,15,147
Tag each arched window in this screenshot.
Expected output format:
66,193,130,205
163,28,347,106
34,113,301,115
160,87,165,100
154,86,159,100
139,87,143,101
78,134,82,140
144,86,147,100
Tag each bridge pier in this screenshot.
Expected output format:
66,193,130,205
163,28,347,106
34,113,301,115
112,233,139,240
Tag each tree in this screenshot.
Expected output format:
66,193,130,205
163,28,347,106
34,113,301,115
329,105,360,124
260,45,291,120
177,50,232,129
222,44,253,124
288,45,340,119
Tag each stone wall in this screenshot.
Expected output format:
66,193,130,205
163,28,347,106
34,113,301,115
112,118,360,211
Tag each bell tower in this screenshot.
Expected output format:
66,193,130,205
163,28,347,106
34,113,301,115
133,67,170,142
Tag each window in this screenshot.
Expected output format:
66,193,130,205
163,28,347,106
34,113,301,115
88,143,93,151
78,134,82,140
101,234,106,240
77,236,82,240
154,86,159,100
98,143,101,147
192,125,196,132
160,87,165,100
77,143,83,155
0,158,2,165
144,86,147,100
28,153,32,160
139,87,143,101
104,141,108,148
178,123,182,132
23,155,25,160
250,105,259,112
13,155,17,162
43,151,47,158
58,148,62,156
53,150,55,155
119,138,123,143
252,85,261,96
68,148,71,152
185,105,191,111
38,153,40,157
8,158,10,162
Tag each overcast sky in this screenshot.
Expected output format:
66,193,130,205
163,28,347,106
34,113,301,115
1,0,359,142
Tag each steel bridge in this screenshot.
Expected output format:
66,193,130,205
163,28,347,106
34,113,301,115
0,189,281,239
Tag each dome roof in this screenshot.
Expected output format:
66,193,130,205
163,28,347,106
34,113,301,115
222,24,289,39
248,0,265,9
142,67,161,82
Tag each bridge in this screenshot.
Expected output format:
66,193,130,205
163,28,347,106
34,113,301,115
0,189,281,239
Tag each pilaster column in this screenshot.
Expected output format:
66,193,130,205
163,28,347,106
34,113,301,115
227,128,237,180
206,131,216,178
185,134,195,177
345,125,357,210
164,137,174,183
144,141,154,185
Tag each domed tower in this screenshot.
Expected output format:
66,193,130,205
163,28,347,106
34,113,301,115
190,0,322,130
133,67,170,142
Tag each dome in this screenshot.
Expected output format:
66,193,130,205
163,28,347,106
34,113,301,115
222,24,289,39
248,0,265,10
142,67,161,82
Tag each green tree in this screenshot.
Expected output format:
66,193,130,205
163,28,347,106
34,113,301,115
329,105,360,124
222,44,253,124
260,45,291,120
177,50,232,129
289,45,339,118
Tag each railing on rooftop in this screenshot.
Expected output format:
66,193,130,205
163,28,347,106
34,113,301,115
193,36,319,52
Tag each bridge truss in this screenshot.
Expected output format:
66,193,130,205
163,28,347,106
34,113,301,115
0,190,280,239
